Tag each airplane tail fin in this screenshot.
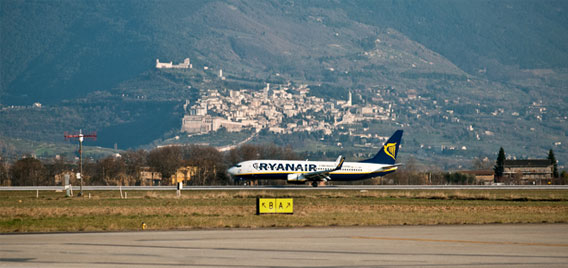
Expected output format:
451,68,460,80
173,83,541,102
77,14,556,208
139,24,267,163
360,130,403,165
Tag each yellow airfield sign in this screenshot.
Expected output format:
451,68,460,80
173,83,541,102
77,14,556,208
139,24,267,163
257,198,294,214
276,198,294,214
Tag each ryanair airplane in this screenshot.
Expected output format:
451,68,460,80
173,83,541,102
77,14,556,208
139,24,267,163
227,130,403,187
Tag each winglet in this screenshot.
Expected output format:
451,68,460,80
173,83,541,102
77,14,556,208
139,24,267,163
334,155,345,171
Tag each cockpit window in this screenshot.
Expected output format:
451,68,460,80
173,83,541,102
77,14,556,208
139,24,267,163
235,164,241,168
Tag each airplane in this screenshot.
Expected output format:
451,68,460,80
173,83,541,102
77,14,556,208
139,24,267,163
227,130,403,187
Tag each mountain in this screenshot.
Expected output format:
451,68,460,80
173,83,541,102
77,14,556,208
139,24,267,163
1,0,567,168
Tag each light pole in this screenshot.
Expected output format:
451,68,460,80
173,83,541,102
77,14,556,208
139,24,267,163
65,130,96,197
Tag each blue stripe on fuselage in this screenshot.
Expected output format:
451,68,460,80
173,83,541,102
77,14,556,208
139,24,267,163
235,170,395,182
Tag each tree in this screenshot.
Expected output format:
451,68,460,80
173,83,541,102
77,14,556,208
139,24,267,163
93,156,128,185
0,160,9,186
226,143,299,166
386,156,424,185
10,157,47,186
183,145,228,185
122,150,148,185
147,146,182,185
444,172,475,185
45,158,71,180
494,147,505,179
561,171,568,185
548,149,559,178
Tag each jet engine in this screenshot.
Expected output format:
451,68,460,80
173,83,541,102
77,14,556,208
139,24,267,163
287,173,306,183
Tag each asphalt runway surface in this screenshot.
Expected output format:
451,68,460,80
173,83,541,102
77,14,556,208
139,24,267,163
2,185,568,191
1,224,567,267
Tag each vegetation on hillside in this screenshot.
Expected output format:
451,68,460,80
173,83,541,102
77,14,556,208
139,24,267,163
1,0,566,169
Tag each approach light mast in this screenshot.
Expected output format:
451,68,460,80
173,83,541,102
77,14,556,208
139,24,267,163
64,130,97,197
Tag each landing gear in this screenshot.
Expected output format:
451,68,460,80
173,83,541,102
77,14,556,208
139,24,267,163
311,181,319,187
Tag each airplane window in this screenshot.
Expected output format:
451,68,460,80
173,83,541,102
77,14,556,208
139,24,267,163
235,164,241,168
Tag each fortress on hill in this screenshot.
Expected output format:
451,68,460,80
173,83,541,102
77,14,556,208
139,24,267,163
156,58,192,69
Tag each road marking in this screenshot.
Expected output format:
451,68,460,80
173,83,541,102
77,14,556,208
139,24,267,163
351,236,568,247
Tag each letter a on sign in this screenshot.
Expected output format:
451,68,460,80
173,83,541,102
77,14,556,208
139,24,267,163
276,198,293,214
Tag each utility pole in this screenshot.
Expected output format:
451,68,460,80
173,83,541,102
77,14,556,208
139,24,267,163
65,130,96,197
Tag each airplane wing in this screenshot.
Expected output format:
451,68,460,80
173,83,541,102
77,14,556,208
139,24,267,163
303,155,345,181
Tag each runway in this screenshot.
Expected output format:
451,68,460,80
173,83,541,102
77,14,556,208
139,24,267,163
2,185,568,191
2,224,567,267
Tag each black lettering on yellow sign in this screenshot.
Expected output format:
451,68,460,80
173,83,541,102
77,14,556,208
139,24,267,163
256,198,293,214
276,198,293,214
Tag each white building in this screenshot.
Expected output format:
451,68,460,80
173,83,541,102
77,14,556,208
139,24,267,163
181,115,244,134
156,58,191,69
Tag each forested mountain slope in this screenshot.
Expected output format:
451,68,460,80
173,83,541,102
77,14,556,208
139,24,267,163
1,0,566,168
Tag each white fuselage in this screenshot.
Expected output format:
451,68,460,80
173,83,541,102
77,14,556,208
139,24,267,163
228,159,397,182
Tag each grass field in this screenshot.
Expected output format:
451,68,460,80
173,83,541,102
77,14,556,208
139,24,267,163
1,189,567,233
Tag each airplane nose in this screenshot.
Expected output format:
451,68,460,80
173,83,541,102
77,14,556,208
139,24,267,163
228,167,237,175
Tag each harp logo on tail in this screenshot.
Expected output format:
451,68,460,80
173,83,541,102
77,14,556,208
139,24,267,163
384,143,397,160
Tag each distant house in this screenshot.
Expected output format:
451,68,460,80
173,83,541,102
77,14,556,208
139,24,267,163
499,159,554,185
54,171,77,186
460,170,494,185
139,167,162,186
171,166,197,185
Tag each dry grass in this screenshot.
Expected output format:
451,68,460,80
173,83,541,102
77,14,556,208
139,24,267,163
1,189,567,232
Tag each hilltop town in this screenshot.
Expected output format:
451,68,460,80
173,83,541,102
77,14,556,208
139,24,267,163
180,83,394,138
149,54,565,163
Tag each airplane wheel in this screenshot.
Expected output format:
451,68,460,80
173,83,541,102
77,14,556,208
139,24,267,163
311,181,318,187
